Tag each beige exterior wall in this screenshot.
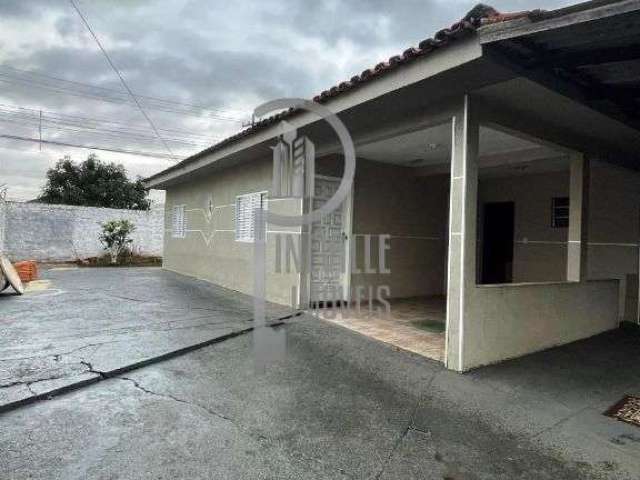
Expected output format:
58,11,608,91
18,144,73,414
162,149,639,368
479,165,640,282
588,164,640,280
458,163,639,369
463,280,620,368
348,159,449,299
478,164,640,320
589,164,640,322
164,156,301,306
479,171,570,283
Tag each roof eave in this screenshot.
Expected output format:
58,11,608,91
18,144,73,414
477,0,640,44
144,35,483,190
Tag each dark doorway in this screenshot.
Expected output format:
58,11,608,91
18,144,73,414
481,202,515,284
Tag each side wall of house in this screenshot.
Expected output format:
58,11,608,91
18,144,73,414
589,164,640,322
163,157,301,306
479,171,570,283
460,163,640,369
347,159,449,299
478,164,640,320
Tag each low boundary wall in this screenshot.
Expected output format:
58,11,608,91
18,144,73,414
0,201,164,262
461,279,620,370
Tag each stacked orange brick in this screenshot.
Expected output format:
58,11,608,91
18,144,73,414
13,261,38,283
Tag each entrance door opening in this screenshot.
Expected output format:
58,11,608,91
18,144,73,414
309,175,348,306
481,201,515,284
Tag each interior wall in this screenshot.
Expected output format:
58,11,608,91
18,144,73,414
478,170,570,283
344,158,449,299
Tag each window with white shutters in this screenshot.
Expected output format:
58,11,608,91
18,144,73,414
551,197,569,228
172,205,186,238
235,192,267,242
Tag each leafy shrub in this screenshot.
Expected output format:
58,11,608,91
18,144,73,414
98,220,135,264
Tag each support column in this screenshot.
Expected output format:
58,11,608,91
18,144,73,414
445,95,479,372
567,153,590,282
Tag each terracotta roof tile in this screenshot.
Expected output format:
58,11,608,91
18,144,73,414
146,3,537,182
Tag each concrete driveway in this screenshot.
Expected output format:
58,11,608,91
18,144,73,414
1,267,639,479
0,267,290,410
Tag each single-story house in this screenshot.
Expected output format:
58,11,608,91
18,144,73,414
145,0,640,371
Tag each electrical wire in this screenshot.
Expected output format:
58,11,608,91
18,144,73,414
69,0,177,160
0,133,176,160
0,104,223,147
0,65,247,119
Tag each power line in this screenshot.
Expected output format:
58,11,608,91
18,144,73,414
0,103,220,139
0,103,223,146
0,115,212,150
0,69,247,122
0,65,247,118
69,0,176,160
0,133,175,160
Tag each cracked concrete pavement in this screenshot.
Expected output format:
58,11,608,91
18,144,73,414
1,267,639,479
0,267,292,411
1,317,639,479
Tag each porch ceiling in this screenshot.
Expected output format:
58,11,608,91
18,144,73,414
479,1,640,130
356,123,557,168
477,0,640,169
475,76,640,170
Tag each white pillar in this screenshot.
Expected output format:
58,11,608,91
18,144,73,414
445,95,479,372
567,153,590,282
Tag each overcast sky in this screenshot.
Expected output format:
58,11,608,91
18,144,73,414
0,0,575,203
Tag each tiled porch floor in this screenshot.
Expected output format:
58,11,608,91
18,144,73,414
319,296,446,362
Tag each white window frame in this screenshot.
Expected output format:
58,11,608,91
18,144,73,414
235,191,268,242
551,197,569,228
171,204,186,239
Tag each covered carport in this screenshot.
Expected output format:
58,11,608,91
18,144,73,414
443,0,640,370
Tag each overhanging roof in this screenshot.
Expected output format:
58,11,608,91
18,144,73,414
145,0,640,189
478,0,640,132
145,3,527,189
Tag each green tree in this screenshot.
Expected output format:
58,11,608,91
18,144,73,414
38,154,150,210
99,219,136,264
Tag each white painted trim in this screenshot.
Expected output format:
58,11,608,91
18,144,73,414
515,239,565,245
234,190,268,243
589,242,640,248
146,39,482,189
265,197,297,202
184,229,216,246
458,94,471,371
515,239,640,248
314,174,341,181
444,116,456,369
353,233,443,241
187,229,301,234
171,204,187,239
343,183,354,303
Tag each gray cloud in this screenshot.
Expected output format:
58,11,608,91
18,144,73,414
0,0,576,200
